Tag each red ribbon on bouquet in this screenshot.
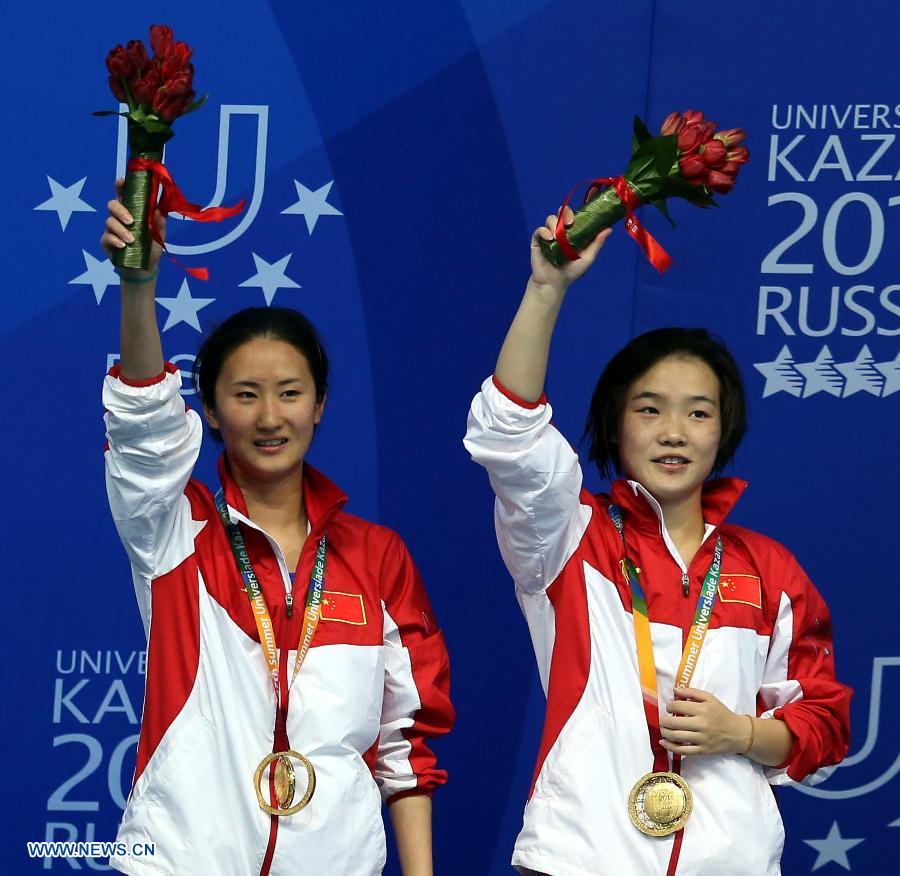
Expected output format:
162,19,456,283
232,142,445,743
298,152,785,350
554,176,672,274
127,157,246,280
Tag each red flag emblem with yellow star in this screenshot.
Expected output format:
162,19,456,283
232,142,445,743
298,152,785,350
717,574,762,609
321,591,367,625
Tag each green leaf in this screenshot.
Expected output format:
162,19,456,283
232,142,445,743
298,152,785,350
625,138,678,190
141,118,172,134
122,79,137,114
649,196,676,228
181,94,209,117
652,135,678,177
633,115,653,143
631,136,671,165
626,153,661,185
130,106,147,125
666,175,718,208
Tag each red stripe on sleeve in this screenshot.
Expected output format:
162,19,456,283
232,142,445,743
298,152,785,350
491,375,547,409
107,361,179,386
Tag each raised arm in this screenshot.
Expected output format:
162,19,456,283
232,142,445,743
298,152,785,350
100,178,165,380
100,182,203,596
494,209,611,402
464,214,610,599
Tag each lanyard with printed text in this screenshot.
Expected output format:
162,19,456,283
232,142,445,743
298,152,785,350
214,489,326,702
608,504,723,773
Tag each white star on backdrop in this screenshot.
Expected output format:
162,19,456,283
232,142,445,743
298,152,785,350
70,250,118,304
753,346,805,397
156,279,215,332
34,176,95,231
875,353,900,397
835,345,885,397
281,180,343,233
803,821,864,871
795,346,844,397
239,253,301,306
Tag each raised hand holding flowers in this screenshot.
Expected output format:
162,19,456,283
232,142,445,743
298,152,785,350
96,24,242,276
539,110,750,272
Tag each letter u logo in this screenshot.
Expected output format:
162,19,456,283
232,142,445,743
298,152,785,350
793,656,900,800
116,104,269,254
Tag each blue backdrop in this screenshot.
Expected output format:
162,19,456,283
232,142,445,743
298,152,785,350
4,1,898,873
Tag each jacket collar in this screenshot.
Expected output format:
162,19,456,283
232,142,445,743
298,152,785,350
216,453,348,538
608,476,748,536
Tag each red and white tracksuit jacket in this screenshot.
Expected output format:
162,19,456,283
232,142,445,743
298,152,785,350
103,364,453,876
465,376,851,876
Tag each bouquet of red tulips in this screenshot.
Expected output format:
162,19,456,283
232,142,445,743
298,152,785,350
539,110,749,272
103,25,203,127
96,25,241,275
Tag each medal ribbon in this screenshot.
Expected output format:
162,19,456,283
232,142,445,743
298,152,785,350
607,505,723,773
214,489,326,702
127,157,246,280
554,176,672,273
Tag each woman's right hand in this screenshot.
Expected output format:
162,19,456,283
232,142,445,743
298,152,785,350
529,206,611,292
494,208,611,403
100,178,166,279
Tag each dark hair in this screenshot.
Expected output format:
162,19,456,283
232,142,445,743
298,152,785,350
194,307,329,427
585,327,747,480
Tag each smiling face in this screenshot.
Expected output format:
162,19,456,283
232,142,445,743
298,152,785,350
203,337,325,488
617,355,722,514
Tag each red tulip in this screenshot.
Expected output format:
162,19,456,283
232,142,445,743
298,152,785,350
706,171,735,194
715,127,748,147
172,41,193,67
106,45,131,79
695,121,717,142
165,70,193,97
660,112,684,136
682,109,706,125
728,145,750,165
125,40,149,73
160,46,192,81
152,88,195,121
677,126,704,154
679,155,707,182
132,68,161,105
700,139,728,167
152,90,177,120
150,24,174,57
108,74,127,103
719,161,740,179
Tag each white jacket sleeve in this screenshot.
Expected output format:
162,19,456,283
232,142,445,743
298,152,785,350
103,366,203,588
463,376,592,595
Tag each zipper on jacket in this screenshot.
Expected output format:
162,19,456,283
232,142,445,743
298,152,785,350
285,592,293,618
681,572,690,597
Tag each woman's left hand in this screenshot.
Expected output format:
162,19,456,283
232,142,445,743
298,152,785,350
659,687,751,756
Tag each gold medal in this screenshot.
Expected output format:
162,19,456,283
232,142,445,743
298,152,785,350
628,771,692,836
254,750,316,817
273,755,296,808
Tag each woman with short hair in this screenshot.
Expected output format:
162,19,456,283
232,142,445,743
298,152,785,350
464,211,850,876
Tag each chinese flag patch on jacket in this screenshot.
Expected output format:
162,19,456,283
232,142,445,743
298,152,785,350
717,574,762,609
322,591,367,625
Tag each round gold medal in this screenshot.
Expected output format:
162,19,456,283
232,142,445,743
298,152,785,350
628,771,692,836
254,750,316,817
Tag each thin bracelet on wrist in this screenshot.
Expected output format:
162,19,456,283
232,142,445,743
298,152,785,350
741,715,756,756
115,268,159,285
